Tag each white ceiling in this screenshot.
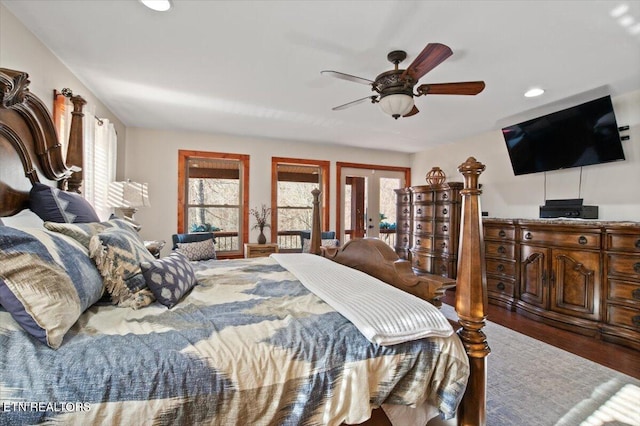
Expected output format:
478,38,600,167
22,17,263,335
4,0,640,153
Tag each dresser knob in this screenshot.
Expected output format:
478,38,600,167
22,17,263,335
441,242,447,249
499,230,506,238
524,232,532,240
403,223,409,229
417,223,422,230
403,208,409,214
403,237,408,243
417,208,422,215
632,288,640,300
442,193,449,200
497,264,505,272
416,239,421,246
633,315,640,327
578,236,587,245
498,245,506,254
497,282,506,291
636,239,640,249
634,263,640,274
442,225,448,232
442,208,448,215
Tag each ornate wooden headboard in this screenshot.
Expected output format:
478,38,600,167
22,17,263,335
0,68,84,217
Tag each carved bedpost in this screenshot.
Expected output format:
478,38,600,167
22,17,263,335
65,94,86,193
310,188,322,255
455,157,489,426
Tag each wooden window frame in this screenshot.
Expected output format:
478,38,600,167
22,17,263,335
178,150,250,258
336,162,411,240
271,157,330,246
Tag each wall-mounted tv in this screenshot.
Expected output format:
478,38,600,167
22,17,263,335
502,95,625,176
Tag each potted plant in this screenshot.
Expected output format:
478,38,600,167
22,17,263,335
250,204,271,244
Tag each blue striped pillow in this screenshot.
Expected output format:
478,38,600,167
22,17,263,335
0,226,104,348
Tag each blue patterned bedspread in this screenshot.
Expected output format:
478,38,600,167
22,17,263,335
0,257,469,425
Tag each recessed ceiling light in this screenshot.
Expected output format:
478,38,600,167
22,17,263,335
140,0,171,12
610,4,629,18
618,15,635,27
524,88,545,98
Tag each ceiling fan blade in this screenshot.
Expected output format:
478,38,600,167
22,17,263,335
332,95,378,111
402,43,453,82
321,70,374,85
417,81,486,96
403,105,419,117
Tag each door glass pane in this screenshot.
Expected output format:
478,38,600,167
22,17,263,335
379,177,401,247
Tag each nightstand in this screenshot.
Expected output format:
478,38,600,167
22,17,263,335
244,243,279,258
144,240,165,259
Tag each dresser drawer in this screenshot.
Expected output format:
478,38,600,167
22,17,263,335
413,204,434,219
520,229,601,249
396,233,411,249
397,205,412,218
413,220,434,235
607,304,640,331
434,220,452,236
484,226,515,240
434,236,454,254
411,251,433,272
436,189,457,202
434,204,453,219
485,241,515,259
486,258,516,276
606,233,640,253
413,235,433,251
607,278,640,304
412,191,434,203
606,254,640,279
487,276,515,297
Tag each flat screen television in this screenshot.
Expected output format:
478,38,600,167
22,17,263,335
502,95,625,176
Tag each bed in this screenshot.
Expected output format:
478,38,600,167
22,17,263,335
0,68,489,426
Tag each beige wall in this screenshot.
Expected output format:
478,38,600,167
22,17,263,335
0,4,127,178
411,90,640,221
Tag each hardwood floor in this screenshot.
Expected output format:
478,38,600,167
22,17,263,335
442,289,640,380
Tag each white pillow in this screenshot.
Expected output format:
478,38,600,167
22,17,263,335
1,209,44,228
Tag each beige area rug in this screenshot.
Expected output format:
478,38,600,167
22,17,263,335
439,304,640,426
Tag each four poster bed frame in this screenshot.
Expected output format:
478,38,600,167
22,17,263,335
0,68,489,426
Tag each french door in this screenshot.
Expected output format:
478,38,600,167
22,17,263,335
337,163,410,245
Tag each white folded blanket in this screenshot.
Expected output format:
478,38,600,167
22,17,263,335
271,253,453,345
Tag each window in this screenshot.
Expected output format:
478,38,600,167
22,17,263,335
178,150,249,258
271,158,330,252
53,91,117,220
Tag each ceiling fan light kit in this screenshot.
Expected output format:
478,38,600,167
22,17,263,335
379,94,414,119
322,43,485,120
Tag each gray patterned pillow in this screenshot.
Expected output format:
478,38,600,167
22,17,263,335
176,238,216,261
45,218,136,249
89,227,155,309
140,252,197,308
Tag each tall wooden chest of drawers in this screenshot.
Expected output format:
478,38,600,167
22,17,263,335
408,182,463,278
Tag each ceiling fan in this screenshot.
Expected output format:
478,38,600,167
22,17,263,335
321,43,485,119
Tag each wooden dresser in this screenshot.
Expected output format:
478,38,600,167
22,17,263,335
483,218,640,350
405,182,463,278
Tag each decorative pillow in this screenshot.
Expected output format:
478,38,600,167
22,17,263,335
302,238,340,253
29,182,100,223
140,252,197,308
176,238,216,261
0,226,104,349
89,227,156,309
44,218,136,249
